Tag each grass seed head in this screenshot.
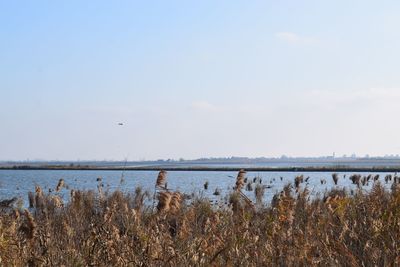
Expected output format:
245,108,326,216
235,169,246,191
56,178,65,192
156,170,167,188
170,192,182,213
157,191,172,212
19,209,36,240
332,173,339,185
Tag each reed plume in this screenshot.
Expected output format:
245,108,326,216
19,209,36,240
232,170,254,208
294,175,304,189
350,174,361,186
56,178,65,192
35,186,44,209
235,169,246,191
170,192,182,213
332,173,339,185
157,191,172,212
50,195,63,208
156,170,167,189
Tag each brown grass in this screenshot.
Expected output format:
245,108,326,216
156,170,167,189
235,169,246,191
332,173,339,185
157,191,172,212
0,173,399,266
55,178,65,192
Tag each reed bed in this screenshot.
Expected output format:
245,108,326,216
0,172,399,266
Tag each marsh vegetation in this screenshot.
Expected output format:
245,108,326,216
0,170,399,266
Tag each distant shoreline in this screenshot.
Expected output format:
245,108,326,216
1,165,400,172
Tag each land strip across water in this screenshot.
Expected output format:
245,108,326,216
2,165,400,172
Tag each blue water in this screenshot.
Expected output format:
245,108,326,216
0,170,396,207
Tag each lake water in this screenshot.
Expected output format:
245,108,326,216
0,169,397,207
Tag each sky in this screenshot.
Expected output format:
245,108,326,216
1,1,400,161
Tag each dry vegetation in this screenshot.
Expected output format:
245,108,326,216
0,171,400,266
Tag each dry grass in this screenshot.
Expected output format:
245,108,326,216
0,171,399,266
332,173,339,185
156,170,167,189
235,169,246,191
55,178,65,192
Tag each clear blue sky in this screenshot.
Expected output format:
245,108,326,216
2,1,400,161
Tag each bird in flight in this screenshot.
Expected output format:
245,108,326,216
118,123,124,126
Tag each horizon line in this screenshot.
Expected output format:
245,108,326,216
2,155,400,163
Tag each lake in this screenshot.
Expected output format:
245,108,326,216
0,169,397,207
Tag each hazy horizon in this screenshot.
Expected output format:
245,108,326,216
2,1,400,161
3,153,400,164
